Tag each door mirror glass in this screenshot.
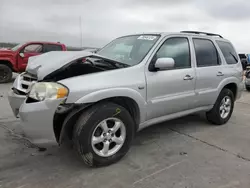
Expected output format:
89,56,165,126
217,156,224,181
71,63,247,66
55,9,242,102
19,53,24,58
155,58,175,70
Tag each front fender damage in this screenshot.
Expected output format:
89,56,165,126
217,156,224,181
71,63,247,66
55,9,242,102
53,103,92,145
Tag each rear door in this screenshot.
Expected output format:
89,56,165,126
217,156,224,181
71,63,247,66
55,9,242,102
17,44,43,72
193,38,223,106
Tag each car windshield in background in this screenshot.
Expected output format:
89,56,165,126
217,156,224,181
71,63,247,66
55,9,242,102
97,35,160,66
11,43,24,51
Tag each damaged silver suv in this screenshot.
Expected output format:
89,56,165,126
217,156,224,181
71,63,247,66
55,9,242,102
8,31,244,167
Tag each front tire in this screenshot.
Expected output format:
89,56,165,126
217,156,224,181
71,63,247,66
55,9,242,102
0,64,12,83
73,102,135,167
206,88,234,125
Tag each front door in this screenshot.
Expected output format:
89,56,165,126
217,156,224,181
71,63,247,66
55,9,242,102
145,37,196,120
17,44,43,72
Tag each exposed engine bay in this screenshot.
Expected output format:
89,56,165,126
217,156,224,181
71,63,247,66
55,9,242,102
40,56,128,82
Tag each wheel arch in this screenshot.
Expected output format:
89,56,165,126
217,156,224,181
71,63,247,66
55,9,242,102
223,83,237,100
74,88,146,123
56,91,145,145
0,59,14,71
217,77,239,101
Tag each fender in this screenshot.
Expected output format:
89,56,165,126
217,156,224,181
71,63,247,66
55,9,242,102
216,76,239,99
75,87,147,123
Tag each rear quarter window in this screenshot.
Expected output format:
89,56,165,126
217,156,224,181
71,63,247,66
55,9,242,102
43,44,63,53
216,41,238,64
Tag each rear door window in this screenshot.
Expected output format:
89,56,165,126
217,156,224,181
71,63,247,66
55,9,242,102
193,38,220,67
43,44,63,53
216,41,238,64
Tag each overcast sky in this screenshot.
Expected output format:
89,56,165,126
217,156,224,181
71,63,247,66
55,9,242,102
0,0,249,52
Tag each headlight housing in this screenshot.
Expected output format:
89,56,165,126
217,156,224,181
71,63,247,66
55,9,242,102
28,82,69,101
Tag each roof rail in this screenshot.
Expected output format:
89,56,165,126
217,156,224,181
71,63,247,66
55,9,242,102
180,31,223,38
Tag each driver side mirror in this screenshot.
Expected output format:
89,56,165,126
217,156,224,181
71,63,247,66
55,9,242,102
154,57,175,71
19,53,24,58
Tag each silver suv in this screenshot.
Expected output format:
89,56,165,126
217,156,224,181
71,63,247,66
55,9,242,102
8,31,244,167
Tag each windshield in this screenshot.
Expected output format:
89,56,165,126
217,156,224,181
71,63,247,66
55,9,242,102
97,35,160,66
11,43,24,51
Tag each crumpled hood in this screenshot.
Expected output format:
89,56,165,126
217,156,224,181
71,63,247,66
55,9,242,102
26,51,102,80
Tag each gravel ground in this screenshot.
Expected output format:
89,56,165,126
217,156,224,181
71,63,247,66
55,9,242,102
1,78,250,188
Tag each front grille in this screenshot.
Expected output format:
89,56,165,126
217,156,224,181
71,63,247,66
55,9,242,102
19,73,37,93
21,84,29,89
23,75,37,82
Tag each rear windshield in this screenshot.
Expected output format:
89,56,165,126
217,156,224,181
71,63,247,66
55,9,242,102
97,35,160,66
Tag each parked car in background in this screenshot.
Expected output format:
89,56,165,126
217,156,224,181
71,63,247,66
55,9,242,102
8,31,243,167
0,41,67,83
245,66,250,91
238,53,249,70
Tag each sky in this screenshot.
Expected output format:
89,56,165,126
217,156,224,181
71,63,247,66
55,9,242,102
0,0,249,52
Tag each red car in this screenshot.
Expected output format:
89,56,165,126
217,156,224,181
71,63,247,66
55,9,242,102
0,41,67,83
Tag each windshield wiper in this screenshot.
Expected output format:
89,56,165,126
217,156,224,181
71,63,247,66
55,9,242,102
91,56,130,68
85,57,95,66
93,59,119,68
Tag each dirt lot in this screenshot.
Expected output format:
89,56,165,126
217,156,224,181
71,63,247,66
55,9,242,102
1,78,250,188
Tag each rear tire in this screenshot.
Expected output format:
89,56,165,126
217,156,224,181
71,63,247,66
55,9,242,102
73,102,135,167
246,87,250,92
206,88,234,125
0,64,12,83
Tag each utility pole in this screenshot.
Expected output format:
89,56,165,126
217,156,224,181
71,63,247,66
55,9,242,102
79,16,83,48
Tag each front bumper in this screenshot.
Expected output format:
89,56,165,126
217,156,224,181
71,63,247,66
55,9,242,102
8,90,26,117
7,73,33,117
8,74,64,145
18,98,65,145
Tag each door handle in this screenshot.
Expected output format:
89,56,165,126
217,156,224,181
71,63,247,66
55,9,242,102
217,71,224,76
183,75,194,80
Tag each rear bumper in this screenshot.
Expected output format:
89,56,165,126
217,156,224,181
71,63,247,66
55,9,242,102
18,98,65,145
